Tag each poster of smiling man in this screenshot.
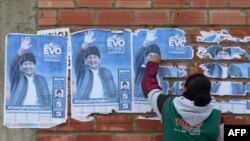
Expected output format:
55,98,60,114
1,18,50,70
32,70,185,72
71,29,132,121
4,34,68,128
132,28,193,112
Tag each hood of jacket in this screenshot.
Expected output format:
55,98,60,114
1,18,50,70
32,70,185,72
173,96,214,127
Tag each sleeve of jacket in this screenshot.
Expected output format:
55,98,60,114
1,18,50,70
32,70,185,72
75,47,86,79
141,61,162,98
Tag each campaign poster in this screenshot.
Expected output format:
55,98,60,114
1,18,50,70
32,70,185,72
4,34,68,128
132,28,192,112
71,29,132,121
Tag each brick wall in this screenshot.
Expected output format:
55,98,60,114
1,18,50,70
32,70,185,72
37,0,250,141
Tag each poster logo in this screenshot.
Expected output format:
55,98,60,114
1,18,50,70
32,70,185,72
43,42,62,61
107,34,126,54
168,34,186,54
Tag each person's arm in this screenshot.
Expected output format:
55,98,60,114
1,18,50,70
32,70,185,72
10,37,32,77
141,55,162,97
10,37,31,90
141,55,168,119
75,30,95,78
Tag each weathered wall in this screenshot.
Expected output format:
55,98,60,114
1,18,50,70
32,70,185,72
37,0,250,141
0,0,37,141
1,0,250,141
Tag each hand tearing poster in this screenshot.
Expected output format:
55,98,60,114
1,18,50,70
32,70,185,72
4,34,68,128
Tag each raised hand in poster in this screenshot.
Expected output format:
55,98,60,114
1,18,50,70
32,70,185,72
9,37,51,106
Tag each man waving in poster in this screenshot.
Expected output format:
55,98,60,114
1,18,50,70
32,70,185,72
74,31,117,100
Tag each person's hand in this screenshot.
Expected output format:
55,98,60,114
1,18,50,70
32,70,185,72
18,36,32,55
82,30,95,49
143,29,157,47
148,54,161,64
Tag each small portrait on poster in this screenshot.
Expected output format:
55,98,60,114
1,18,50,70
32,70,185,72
55,89,64,98
121,81,130,91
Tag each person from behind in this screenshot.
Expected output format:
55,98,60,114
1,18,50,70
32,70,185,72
141,55,224,141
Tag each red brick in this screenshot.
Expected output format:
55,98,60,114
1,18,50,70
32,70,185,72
58,118,94,131
230,0,250,8
223,115,250,125
191,63,204,74
76,134,112,141
66,117,87,123
78,0,113,8
209,10,246,25
96,115,133,131
96,115,133,123
191,0,228,7
59,10,94,25
67,98,71,114
38,135,73,141
39,0,75,8
172,10,207,25
97,10,131,25
248,10,250,24
39,10,57,18
230,28,250,39
135,118,162,131
154,0,189,8
155,134,163,141
116,0,151,8
134,10,169,25
38,10,57,26
38,18,57,26
38,127,57,132
190,27,223,42
116,134,152,141
96,123,133,131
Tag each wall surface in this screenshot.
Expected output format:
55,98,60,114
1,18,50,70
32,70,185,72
1,0,250,141
0,0,37,141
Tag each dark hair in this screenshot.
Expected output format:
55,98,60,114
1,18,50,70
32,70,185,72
183,74,211,107
122,81,128,86
20,52,36,65
57,90,62,94
211,45,231,58
85,46,100,58
145,44,161,57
